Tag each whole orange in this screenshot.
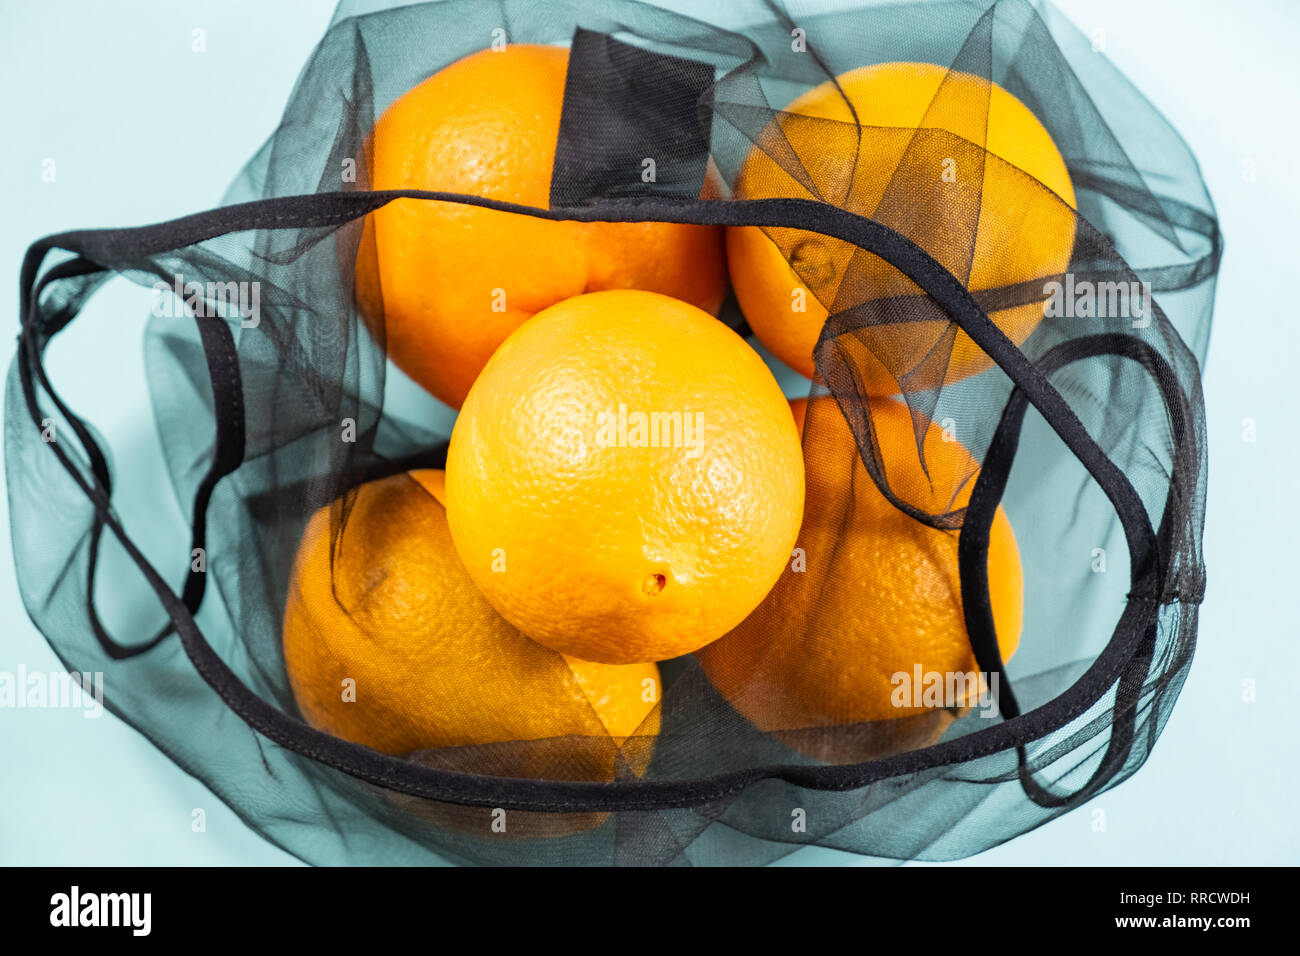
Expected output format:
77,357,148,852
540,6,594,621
355,44,727,409
697,396,1023,762
727,61,1076,392
444,290,805,665
281,469,660,782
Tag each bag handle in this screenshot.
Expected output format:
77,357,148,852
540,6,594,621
18,188,1175,812
18,250,245,659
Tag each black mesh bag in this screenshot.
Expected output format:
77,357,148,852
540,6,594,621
9,0,1217,866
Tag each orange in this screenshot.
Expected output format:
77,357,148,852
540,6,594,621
697,396,1023,762
445,289,805,665
727,61,1076,393
281,469,660,781
355,44,727,409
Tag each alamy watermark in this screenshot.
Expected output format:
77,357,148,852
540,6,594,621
151,273,260,328
890,666,1001,718
1044,273,1152,328
50,886,150,936
0,665,103,718
595,403,704,459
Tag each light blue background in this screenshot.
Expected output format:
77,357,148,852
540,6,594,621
1,0,1295,865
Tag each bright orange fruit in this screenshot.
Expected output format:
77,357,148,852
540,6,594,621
281,469,660,779
445,290,805,665
697,396,1023,762
355,44,727,409
727,61,1076,393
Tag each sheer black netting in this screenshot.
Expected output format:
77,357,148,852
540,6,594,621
9,0,1216,866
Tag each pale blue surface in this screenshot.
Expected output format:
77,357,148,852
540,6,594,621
0,0,1296,865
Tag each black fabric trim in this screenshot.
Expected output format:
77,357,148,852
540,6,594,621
180,310,246,608
550,28,715,206
17,189,1187,812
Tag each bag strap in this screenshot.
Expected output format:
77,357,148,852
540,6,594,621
959,332,1197,807
18,188,1175,811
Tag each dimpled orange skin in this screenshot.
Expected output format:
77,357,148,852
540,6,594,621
281,469,660,780
355,44,727,409
445,290,805,666
727,61,1077,391
697,396,1022,759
